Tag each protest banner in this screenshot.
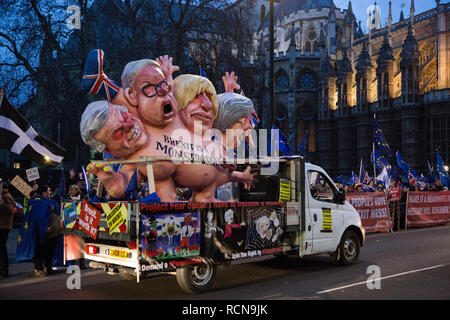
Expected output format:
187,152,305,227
387,186,402,202
104,203,126,235
346,192,392,233
406,191,450,227
279,178,290,202
78,200,102,239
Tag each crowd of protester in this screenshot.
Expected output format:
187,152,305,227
335,178,448,194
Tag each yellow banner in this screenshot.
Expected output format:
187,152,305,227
322,208,332,231
279,178,291,202
104,203,125,234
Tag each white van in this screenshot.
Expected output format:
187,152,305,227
62,156,365,293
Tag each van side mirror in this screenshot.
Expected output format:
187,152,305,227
334,188,345,204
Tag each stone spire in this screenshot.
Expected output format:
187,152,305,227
339,49,353,74
388,1,392,30
400,24,419,66
377,34,394,69
356,42,372,72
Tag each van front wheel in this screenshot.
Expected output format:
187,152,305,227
332,230,360,265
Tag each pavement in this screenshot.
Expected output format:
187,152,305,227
1,229,74,284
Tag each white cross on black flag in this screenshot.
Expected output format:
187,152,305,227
0,92,65,167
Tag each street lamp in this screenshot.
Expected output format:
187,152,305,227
269,0,280,127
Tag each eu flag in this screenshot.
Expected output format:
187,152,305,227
16,197,60,262
396,151,417,178
371,148,391,172
346,171,359,186
298,130,308,157
271,125,293,155
199,66,207,78
125,169,139,201
436,152,449,186
373,119,392,158
57,169,66,200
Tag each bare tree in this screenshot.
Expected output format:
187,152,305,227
0,0,93,165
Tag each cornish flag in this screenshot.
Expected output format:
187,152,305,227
0,93,65,167
81,49,120,101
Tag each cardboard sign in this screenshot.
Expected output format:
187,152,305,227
26,167,40,182
105,203,125,234
279,178,290,202
63,202,78,227
10,175,32,199
387,187,402,202
78,200,101,239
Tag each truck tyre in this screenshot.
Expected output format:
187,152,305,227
118,266,137,281
333,230,360,265
176,259,217,294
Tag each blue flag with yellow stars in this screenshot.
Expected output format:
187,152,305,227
271,125,293,155
298,130,308,157
16,196,60,262
396,151,417,178
371,147,391,172
125,168,139,201
436,152,449,186
373,119,392,158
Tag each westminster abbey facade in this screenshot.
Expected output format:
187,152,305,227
247,0,449,177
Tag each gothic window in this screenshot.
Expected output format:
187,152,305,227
276,104,288,121
305,28,317,55
298,72,317,89
307,30,317,41
275,69,289,90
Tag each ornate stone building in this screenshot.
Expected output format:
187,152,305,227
248,0,449,178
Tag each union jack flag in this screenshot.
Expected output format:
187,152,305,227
249,111,260,129
408,171,416,186
81,49,120,101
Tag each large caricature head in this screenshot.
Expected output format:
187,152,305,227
80,100,148,158
214,92,255,148
173,74,218,133
214,93,254,133
122,59,178,127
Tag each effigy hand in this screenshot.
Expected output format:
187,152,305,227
156,55,180,89
231,166,254,191
86,162,125,198
222,71,241,93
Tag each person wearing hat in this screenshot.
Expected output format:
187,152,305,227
0,182,15,278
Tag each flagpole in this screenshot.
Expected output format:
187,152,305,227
373,114,377,180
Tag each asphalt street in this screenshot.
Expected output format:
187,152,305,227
1,225,449,300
